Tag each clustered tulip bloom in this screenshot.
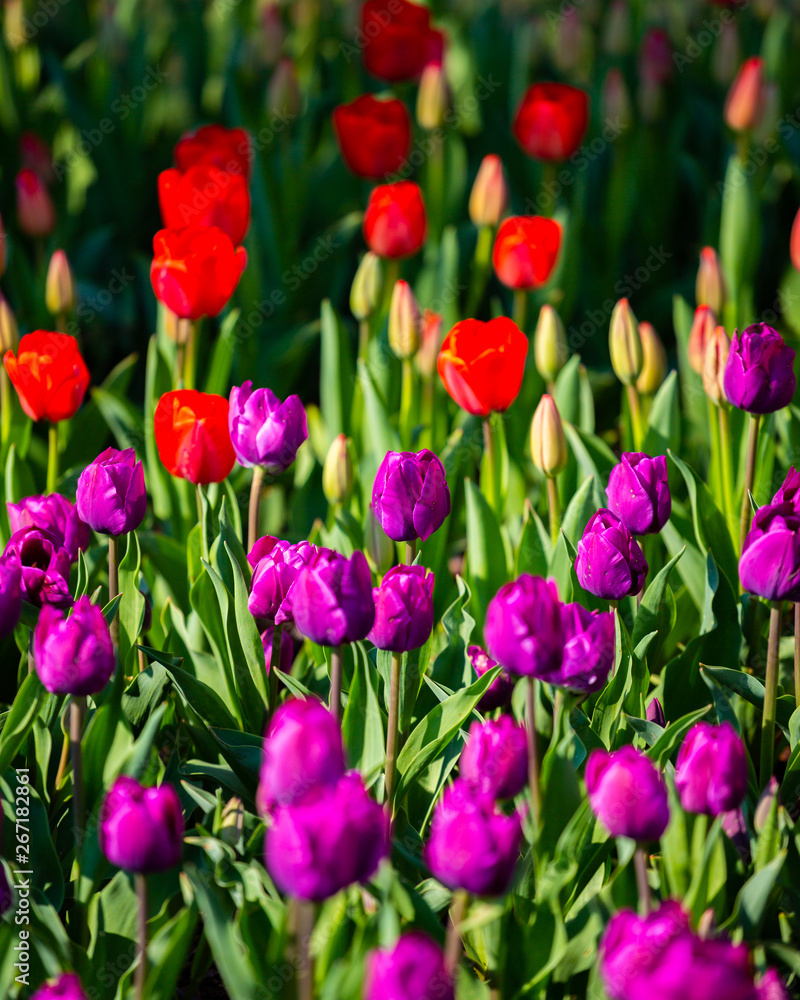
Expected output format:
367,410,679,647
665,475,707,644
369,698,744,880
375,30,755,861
575,509,648,600
372,449,451,543
5,527,72,608
248,536,321,623
368,565,434,652
228,381,308,473
291,549,375,646
332,95,411,179
607,452,671,535
739,503,800,601
460,716,528,799
492,215,562,290
4,331,90,423
33,596,115,696
150,225,247,320
484,574,564,678
363,181,427,259
0,554,22,639
585,745,670,840
100,776,184,873
158,162,251,246
154,389,236,484
723,323,795,414
364,933,453,1000
76,447,147,536
675,721,748,817
437,317,528,416
8,493,90,562
469,644,514,711
30,973,89,1000
360,0,444,83
544,603,616,693
512,82,589,161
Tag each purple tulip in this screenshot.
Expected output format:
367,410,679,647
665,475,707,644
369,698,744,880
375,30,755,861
460,716,528,799
424,779,522,896
5,527,72,608
468,645,515,711
372,449,451,543
228,381,308,473
260,624,294,673
31,973,89,1000
256,697,346,816
99,776,184,873
33,596,115,696
536,603,615,693
75,447,147,536
265,771,386,900
585,745,669,840
739,502,800,601
757,969,790,1000
0,552,22,639
292,549,375,646
772,466,800,510
600,901,690,1000
484,574,564,678
248,536,321,623
675,721,748,816
368,564,434,652
723,323,796,415
364,933,453,1000
575,509,648,600
646,697,665,727
7,493,90,562
607,452,671,535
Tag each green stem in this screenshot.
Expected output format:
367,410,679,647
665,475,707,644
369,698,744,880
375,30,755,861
444,889,468,980
196,485,209,562
466,225,495,316
706,397,722,511
108,534,120,648
248,466,265,555
46,422,59,492
330,645,343,721
427,132,445,242
625,383,644,450
384,650,402,811
740,412,761,554
546,476,560,545
717,404,736,545
382,259,400,316
0,369,10,447
405,538,417,566
482,414,505,517
357,319,370,363
760,603,782,788
513,289,528,331
295,899,314,1000
135,873,148,1000
399,358,415,448
525,677,541,827
268,622,283,717
634,846,651,915
70,697,85,881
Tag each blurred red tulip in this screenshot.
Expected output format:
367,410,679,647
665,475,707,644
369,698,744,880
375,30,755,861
360,0,444,83
150,225,247,320
158,164,251,246
174,124,252,180
492,216,562,290
724,57,765,132
512,82,589,161
437,317,528,416
469,154,508,228
332,95,411,179
363,181,427,259
4,330,89,422
791,208,800,273
20,131,55,183
154,389,235,484
688,304,717,375
639,28,673,87
16,168,55,237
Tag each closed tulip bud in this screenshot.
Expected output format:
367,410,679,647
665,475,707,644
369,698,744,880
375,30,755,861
100,777,184,873
45,250,75,317
688,304,718,375
228,381,308,473
365,503,395,575
76,447,147,536
703,325,730,404
675,721,748,816
530,394,567,478
350,251,383,321
696,247,726,315
724,323,796,414
485,574,564,678
322,433,354,506
469,154,509,228
333,95,411,180
712,20,740,85
368,564,435,652
0,294,19,353
646,696,665,727
365,934,453,1000
609,298,642,385
460,716,528,799
468,644,515,711
791,207,800,273
586,744,670,840
415,309,443,378
636,322,667,395
754,776,779,834
33,596,115,696
292,549,375,646
4,0,26,50
724,56,766,132
601,69,632,132
218,797,245,845
607,452,671,535
267,57,300,117
533,304,568,383
16,169,56,237
372,449,450,543
416,61,448,129
388,279,421,359
31,973,89,1000
576,508,648,600
602,0,631,56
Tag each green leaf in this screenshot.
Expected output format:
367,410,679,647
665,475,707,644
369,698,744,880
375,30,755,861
725,852,786,940
342,646,385,780
203,308,240,397
0,673,46,774
560,474,603,547
320,299,354,441
703,666,795,734
646,704,711,767
632,548,683,665
464,478,509,627
515,500,552,578
225,542,269,715
643,370,680,456
118,531,146,673
144,905,200,1000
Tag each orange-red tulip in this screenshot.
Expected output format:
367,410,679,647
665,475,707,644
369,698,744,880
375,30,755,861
174,124,252,179
437,317,528,416
154,389,235,484
492,216,562,290
363,181,427,259
158,163,250,246
150,225,247,320
512,82,589,161
16,168,55,237
4,331,89,422
332,95,411,180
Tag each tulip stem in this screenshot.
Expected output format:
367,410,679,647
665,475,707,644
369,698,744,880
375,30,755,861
357,319,370,362
0,369,11,447
467,224,495,316
740,412,761,554
795,603,800,710
482,414,505,517
46,422,58,493
546,476,561,544
444,889,468,981
135,872,148,1000
513,290,528,332
295,899,314,1000
399,358,415,449
196,486,209,562
717,404,737,544
329,645,343,721
69,696,85,877
385,650,402,813
625,384,644,450
405,538,417,566
248,466,265,554
108,535,120,648
525,677,541,827
634,846,651,915
760,602,782,788
268,623,283,716
382,260,400,316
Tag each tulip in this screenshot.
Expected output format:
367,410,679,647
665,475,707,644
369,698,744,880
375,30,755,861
533,304,568,385
739,503,800,602
150,225,247,320
586,744,670,840
600,901,689,1000
512,82,589,161
575,509,648,601
20,131,55,183
5,527,72,608
248,537,321,623
332,95,411,179
7,493,90,562
484,574,564,678
265,771,386,900
772,467,800,510
636,322,667,396
492,216,562,291
468,644,515,711
696,247,726,316
417,61,449,129
4,331,90,423
602,68,632,131
530,394,568,479
364,181,427,259
267,57,301,117
368,564,434,652
256,697,346,815
388,279,422,360
364,933,453,1000
424,779,522,896
791,207,800,273
45,250,75,318
437,317,528,416
158,163,251,245
469,154,508,228
0,553,21,639
675,721,748,816
416,309,444,378
360,0,444,83
322,434,354,506
31,973,89,1000
703,325,730,405
228,381,307,473
607,452,671,536
260,625,294,673
0,294,18,354
646,697,666,726
372,449,450,543
725,56,766,132
609,298,642,386
350,252,383,322
536,603,615,693
602,0,631,55
33,596,115,696
757,969,790,1000
16,168,55,236
460,716,528,799
100,776,184,873
688,305,718,375
723,323,796,415
76,447,147,536
291,549,375,647
174,123,252,179
154,389,235,484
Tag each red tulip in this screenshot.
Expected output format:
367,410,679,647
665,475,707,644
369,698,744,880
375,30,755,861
492,216,562,290
158,163,250,245
150,225,247,320
332,95,411,179
360,0,444,83
174,124,252,179
791,207,800,273
154,389,235,484
512,82,589,161
364,181,427,259
724,56,766,132
16,168,56,236
4,331,89,422
437,317,528,416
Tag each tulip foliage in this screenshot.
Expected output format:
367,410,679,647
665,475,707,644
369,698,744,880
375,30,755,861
2,3,800,1000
